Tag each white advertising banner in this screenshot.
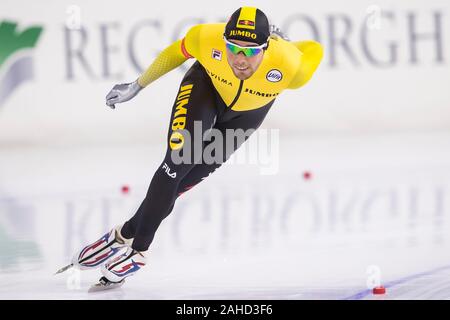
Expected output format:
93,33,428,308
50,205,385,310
0,0,449,145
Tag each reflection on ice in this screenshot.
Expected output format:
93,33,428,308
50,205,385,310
1,134,450,299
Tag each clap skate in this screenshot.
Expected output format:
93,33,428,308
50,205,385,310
55,225,132,275
88,247,146,292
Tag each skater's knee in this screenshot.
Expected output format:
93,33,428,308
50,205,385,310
156,156,194,183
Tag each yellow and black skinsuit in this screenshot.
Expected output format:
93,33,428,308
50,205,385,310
121,23,323,250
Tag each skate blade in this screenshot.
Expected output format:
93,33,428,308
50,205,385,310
54,264,73,275
88,279,125,293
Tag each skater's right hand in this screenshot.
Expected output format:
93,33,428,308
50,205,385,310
105,80,143,109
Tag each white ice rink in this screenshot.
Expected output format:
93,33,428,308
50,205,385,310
1,132,450,300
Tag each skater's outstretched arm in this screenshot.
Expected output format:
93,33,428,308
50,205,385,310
105,39,192,109
137,39,192,87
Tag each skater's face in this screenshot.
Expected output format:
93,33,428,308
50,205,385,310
225,39,265,80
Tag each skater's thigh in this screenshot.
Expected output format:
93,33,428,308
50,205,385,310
210,100,275,162
163,62,219,174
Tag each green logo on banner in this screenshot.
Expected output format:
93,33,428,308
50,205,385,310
0,21,43,107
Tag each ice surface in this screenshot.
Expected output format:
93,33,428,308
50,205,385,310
1,132,450,299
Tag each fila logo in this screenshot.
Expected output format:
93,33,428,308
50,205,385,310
266,69,283,82
162,163,177,178
212,49,222,61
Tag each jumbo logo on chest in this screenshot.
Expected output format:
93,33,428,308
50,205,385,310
266,69,283,83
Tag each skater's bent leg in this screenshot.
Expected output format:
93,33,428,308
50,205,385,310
176,162,222,197
161,100,276,218
130,157,194,251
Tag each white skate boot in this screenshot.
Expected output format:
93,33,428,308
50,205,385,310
102,247,146,282
73,225,133,269
55,225,133,274
88,247,146,292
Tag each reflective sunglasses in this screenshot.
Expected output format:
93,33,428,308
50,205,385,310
223,37,267,57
